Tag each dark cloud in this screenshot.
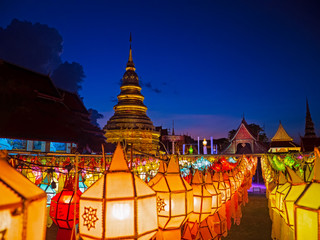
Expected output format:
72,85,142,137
0,19,86,94
0,19,63,74
51,61,85,93
140,80,162,94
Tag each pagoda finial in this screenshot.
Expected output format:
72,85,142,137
305,98,316,137
126,33,135,71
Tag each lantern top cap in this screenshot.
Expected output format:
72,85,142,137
205,172,212,184
286,167,304,184
167,156,180,174
192,170,203,184
108,143,129,172
158,160,167,174
212,172,220,181
279,171,287,185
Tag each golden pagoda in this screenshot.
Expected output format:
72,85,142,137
103,35,160,154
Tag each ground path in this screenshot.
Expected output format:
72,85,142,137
223,193,272,240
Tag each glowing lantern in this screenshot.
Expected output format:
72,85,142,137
84,172,102,187
212,173,227,204
294,147,320,240
79,144,158,239
228,171,240,191
270,171,287,212
204,172,221,214
0,151,47,240
149,157,193,239
189,146,194,154
223,173,234,196
188,170,212,223
275,176,291,215
282,167,306,229
26,170,36,183
78,175,87,193
209,211,227,237
39,175,56,207
50,175,82,229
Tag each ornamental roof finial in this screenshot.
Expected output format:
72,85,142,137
126,33,135,71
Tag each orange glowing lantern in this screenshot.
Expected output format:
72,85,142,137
0,151,47,240
149,156,193,239
79,144,158,239
212,172,227,204
188,170,212,223
204,172,221,215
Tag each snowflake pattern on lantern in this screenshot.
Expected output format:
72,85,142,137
156,196,166,213
82,207,99,231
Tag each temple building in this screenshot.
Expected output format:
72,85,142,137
0,59,106,153
103,37,160,155
223,118,267,154
300,100,320,152
269,122,300,153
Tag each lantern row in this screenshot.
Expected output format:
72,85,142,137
78,145,258,240
261,147,320,240
1,147,257,240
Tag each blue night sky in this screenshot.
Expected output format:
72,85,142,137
1,0,320,142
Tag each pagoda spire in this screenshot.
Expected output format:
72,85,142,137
126,33,135,71
305,98,316,138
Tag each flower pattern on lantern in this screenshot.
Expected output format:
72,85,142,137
82,207,99,231
157,196,167,213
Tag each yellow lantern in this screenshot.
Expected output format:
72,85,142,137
79,144,158,239
275,176,291,215
148,161,166,188
84,172,102,187
270,171,287,212
188,170,212,223
282,167,306,228
294,147,320,240
204,172,221,215
0,151,47,240
149,156,193,239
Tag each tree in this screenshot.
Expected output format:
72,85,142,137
88,108,104,128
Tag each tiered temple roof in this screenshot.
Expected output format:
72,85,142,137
103,36,160,154
269,122,300,153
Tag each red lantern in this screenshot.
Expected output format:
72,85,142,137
50,175,82,230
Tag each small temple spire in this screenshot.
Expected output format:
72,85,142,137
126,33,135,71
305,98,316,138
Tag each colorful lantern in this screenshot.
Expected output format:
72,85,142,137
204,172,221,215
0,151,47,240
78,175,87,193
50,175,82,229
39,175,56,207
188,170,212,223
149,157,193,239
294,147,320,240
79,144,158,239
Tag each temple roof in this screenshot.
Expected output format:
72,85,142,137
0,59,106,152
271,122,293,142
